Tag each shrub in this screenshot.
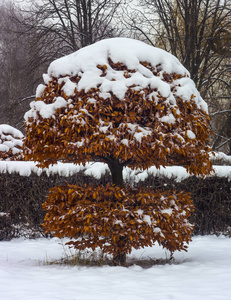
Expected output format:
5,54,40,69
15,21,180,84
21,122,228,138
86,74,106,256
43,184,194,263
23,38,212,265
0,124,23,160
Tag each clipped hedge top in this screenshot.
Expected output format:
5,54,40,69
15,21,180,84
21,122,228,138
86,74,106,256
26,38,207,122
0,161,230,182
0,124,23,160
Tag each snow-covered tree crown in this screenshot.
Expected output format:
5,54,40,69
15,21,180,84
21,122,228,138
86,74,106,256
24,38,212,175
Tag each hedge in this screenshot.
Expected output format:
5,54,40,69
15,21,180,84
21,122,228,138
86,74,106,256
0,166,230,240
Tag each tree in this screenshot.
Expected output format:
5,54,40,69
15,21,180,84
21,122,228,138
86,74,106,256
3,0,126,131
124,0,231,153
24,38,213,265
0,3,45,130
209,68,231,154
18,0,126,58
129,0,231,94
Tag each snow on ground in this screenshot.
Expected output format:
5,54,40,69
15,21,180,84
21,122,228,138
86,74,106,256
0,236,231,300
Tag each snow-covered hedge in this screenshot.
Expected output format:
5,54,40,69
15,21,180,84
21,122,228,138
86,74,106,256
0,125,23,161
210,152,231,165
0,161,231,181
0,162,231,240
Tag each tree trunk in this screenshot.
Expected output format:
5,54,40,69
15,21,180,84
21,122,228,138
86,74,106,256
113,251,126,266
106,158,126,265
107,158,123,187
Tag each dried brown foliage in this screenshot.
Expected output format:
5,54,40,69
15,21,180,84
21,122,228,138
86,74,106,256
1,171,230,241
43,184,194,257
24,59,213,176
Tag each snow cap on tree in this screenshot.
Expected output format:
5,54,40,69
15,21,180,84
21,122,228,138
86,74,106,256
24,38,212,175
0,124,24,160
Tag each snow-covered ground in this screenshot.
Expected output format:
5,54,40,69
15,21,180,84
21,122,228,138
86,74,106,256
1,235,231,300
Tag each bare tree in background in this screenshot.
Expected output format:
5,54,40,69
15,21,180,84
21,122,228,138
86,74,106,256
124,0,231,154
0,3,39,130
0,0,127,130
18,0,126,58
